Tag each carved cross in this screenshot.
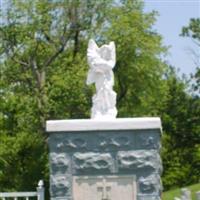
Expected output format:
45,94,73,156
97,178,111,200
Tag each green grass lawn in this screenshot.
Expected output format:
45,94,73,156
162,183,200,200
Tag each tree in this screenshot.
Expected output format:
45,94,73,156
0,0,112,134
161,68,200,189
0,132,48,191
161,18,200,190
181,18,200,94
104,1,168,117
181,18,200,43
0,0,112,192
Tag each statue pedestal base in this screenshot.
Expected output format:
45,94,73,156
46,118,162,200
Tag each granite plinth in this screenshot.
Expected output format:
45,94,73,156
46,118,162,200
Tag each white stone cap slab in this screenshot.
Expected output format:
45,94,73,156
46,117,162,132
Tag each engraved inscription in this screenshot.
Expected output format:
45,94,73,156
73,175,136,200
97,178,111,200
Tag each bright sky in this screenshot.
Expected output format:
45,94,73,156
144,0,200,76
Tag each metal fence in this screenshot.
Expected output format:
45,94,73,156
0,180,44,200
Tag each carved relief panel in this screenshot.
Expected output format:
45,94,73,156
73,175,136,200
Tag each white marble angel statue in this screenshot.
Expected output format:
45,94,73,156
86,39,117,119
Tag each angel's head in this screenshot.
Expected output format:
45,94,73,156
98,45,110,60
99,42,114,61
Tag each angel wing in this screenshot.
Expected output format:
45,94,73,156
87,39,99,85
108,41,116,68
87,39,99,64
88,39,98,52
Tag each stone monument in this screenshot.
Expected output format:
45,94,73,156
174,188,192,200
46,39,163,200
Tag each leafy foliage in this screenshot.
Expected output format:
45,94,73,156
181,18,200,94
181,18,200,41
0,132,48,191
161,69,200,189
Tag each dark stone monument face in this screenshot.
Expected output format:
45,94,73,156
46,118,162,200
